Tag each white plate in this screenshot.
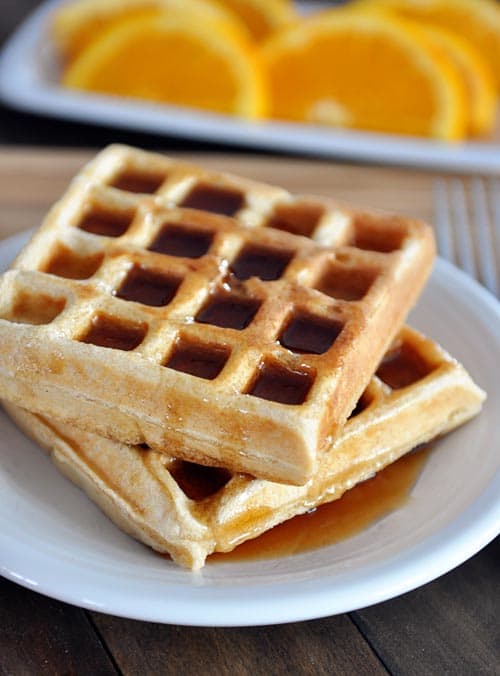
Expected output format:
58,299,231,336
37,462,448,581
1,230,499,626
1,0,500,174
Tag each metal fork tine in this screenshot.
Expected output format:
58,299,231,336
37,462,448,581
433,178,454,261
449,178,477,279
490,177,500,232
469,177,498,297
433,176,500,298
489,176,500,274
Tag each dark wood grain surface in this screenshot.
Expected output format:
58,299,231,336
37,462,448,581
2,541,499,676
0,3,499,676
0,151,498,676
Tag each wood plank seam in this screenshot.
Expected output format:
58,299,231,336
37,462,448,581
348,613,394,676
84,611,124,676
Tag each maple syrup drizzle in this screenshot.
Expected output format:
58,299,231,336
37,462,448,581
209,445,432,564
352,218,406,253
315,264,377,301
231,243,294,281
80,314,147,351
110,170,166,194
3,292,66,326
377,343,434,390
78,207,134,238
44,244,104,280
165,339,230,380
180,184,244,216
149,224,213,258
246,360,314,405
115,265,181,307
279,313,343,355
196,293,261,330
267,201,324,238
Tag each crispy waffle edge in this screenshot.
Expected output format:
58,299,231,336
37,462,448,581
2,327,485,570
0,145,436,485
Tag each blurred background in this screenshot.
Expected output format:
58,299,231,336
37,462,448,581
1,5,499,674
2,0,498,151
0,0,348,149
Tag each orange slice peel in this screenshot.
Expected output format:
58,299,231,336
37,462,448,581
260,9,469,140
62,13,266,118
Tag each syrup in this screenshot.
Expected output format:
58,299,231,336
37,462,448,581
6,292,66,326
149,224,213,259
267,201,324,238
110,170,166,194
315,263,378,301
209,445,431,563
165,339,230,380
246,360,314,405
231,243,294,281
169,461,232,501
196,293,261,330
377,343,434,390
352,218,406,253
116,265,181,307
78,207,134,237
180,184,244,216
44,244,104,280
279,313,343,355
80,314,147,351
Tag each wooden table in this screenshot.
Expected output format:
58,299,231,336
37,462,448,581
0,149,498,675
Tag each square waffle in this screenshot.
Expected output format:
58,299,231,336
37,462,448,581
0,145,435,484
3,327,485,570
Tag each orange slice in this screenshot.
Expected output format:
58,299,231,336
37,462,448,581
215,0,297,41
414,25,496,136
354,0,500,90
52,0,247,63
62,13,265,118
260,10,468,140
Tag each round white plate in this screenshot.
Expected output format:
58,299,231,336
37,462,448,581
1,231,499,626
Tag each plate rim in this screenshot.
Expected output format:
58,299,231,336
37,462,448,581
1,0,500,174
0,230,499,626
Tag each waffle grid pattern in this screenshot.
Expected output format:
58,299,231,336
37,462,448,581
5,327,485,569
9,202,385,400
0,145,435,484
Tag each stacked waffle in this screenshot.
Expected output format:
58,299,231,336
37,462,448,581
0,145,485,569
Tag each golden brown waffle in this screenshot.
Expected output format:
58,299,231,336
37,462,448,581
0,145,435,484
3,327,485,570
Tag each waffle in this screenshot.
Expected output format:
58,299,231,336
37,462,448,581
3,327,485,570
0,145,435,484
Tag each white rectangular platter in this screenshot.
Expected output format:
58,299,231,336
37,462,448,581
1,0,499,173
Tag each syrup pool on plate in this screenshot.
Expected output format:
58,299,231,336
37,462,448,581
210,445,432,563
